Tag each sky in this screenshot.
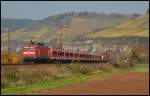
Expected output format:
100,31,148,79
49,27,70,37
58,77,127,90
1,1,149,20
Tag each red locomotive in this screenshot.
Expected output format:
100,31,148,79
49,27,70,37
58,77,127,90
21,43,109,64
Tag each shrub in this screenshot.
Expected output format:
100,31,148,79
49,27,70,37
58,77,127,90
78,65,93,74
130,43,149,64
1,51,22,64
70,64,94,74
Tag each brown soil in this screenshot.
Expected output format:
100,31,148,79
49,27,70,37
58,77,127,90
32,72,149,95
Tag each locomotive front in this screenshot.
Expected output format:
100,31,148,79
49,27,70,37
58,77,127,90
22,44,37,63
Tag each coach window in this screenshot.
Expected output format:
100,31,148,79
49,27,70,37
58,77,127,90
69,53,71,56
91,55,93,59
49,50,51,55
80,54,82,58
53,51,57,55
61,52,63,56
59,51,61,56
87,55,89,59
58,51,61,56
93,56,95,59
59,52,61,56
86,55,88,58
83,54,85,58
60,51,63,56
70,53,73,56
75,53,78,57
67,53,69,56
65,52,69,56
82,54,84,58
85,55,87,58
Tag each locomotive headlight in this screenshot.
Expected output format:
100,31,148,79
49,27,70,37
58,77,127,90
30,52,35,54
101,56,104,59
23,51,35,54
23,51,29,54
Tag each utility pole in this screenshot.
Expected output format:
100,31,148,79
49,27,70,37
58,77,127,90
57,25,67,49
72,42,74,51
60,26,63,49
7,28,10,64
57,26,61,49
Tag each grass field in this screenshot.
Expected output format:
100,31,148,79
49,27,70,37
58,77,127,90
1,63,149,95
1,71,115,95
132,64,149,72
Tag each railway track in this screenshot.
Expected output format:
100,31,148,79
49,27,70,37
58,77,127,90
1,62,105,66
1,64,40,66
1,63,66,66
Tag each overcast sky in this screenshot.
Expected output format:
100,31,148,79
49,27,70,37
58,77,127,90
1,1,149,20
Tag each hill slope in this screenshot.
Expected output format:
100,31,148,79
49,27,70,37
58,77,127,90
87,13,149,38
1,12,129,48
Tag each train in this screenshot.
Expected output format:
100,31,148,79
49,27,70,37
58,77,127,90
21,43,109,64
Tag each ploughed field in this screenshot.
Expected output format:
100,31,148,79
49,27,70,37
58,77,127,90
33,72,149,95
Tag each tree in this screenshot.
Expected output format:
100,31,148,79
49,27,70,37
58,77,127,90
129,43,149,67
1,51,22,64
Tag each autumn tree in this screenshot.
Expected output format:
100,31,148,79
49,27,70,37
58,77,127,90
1,51,22,64
129,43,149,67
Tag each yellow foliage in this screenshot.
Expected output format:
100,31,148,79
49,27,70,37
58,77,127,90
1,51,22,64
117,14,149,29
87,28,149,38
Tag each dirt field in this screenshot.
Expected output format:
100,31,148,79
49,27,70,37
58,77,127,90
33,72,149,95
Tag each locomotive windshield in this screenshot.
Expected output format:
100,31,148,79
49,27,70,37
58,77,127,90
23,46,35,50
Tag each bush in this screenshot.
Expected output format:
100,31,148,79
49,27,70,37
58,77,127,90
78,65,93,74
130,43,149,64
1,51,22,64
70,64,94,74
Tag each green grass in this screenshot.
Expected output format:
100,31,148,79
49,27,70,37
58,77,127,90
1,70,122,95
132,64,149,72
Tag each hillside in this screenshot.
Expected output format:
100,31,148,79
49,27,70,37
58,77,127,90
86,13,149,38
73,13,149,52
1,12,129,51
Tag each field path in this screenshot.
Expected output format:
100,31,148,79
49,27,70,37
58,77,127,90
33,72,149,95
